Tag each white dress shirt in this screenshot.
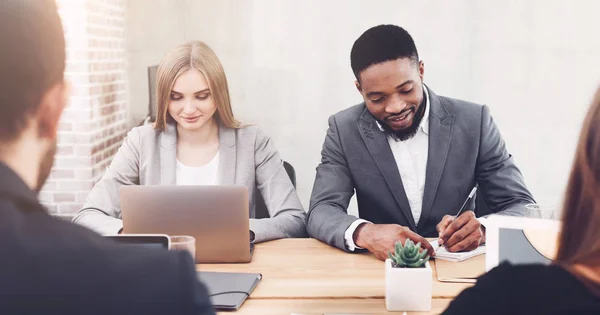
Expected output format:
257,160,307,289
175,152,220,186
344,86,431,251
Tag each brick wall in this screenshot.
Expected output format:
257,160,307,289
40,0,128,215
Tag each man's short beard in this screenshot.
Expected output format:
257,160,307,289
378,98,427,141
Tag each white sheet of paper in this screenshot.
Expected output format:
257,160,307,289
430,240,486,262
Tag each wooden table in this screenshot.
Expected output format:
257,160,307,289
197,239,479,315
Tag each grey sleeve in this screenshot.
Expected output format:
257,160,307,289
476,105,536,217
250,128,307,243
71,128,141,235
307,115,360,251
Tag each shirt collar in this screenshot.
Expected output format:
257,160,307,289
421,85,430,136
375,84,431,136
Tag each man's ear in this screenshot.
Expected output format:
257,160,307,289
36,81,69,140
418,60,425,82
355,80,362,93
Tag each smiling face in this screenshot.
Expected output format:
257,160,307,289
356,58,426,140
167,68,217,131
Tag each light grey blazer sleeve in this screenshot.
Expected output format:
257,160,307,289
71,128,141,235
249,128,307,243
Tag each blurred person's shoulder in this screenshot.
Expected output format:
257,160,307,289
475,262,591,298
0,200,204,314
480,262,573,284
443,262,600,315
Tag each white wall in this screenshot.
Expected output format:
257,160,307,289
127,0,600,214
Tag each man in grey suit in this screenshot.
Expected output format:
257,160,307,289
308,25,535,260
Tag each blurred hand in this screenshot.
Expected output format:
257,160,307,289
436,210,484,252
354,223,435,261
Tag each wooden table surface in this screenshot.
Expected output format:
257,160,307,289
197,238,480,314
226,298,453,315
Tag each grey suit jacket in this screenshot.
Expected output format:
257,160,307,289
308,87,535,251
72,122,307,243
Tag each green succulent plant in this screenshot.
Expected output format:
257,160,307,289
388,239,429,268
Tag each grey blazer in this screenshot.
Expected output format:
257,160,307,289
72,123,307,243
308,87,535,251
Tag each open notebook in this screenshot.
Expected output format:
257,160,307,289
429,240,485,262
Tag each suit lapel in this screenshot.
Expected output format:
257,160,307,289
418,89,454,230
358,108,417,230
159,123,177,185
217,123,236,185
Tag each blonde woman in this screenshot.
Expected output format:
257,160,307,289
72,41,307,243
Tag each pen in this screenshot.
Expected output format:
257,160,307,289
454,186,478,218
436,186,477,251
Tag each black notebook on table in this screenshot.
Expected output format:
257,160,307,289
196,271,262,310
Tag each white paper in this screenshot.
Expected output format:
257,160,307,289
430,240,486,262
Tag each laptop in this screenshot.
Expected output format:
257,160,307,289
120,185,252,263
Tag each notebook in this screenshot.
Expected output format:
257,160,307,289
435,254,486,283
197,271,262,310
429,240,486,262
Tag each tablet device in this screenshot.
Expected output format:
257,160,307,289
484,215,560,271
105,234,170,250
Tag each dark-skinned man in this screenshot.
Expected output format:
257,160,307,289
308,24,535,260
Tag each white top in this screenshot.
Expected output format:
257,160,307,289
345,86,431,251
175,152,220,186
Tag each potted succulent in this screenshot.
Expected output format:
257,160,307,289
385,239,432,311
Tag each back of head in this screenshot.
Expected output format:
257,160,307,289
350,24,419,81
154,40,239,131
557,86,600,265
0,0,65,142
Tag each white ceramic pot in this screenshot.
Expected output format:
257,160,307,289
385,259,432,312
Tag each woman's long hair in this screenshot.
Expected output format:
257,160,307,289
556,86,600,266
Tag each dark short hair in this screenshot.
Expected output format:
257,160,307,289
350,25,419,80
0,0,65,141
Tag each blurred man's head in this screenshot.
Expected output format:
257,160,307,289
351,25,426,141
0,0,68,192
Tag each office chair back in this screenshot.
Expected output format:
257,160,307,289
254,161,296,219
